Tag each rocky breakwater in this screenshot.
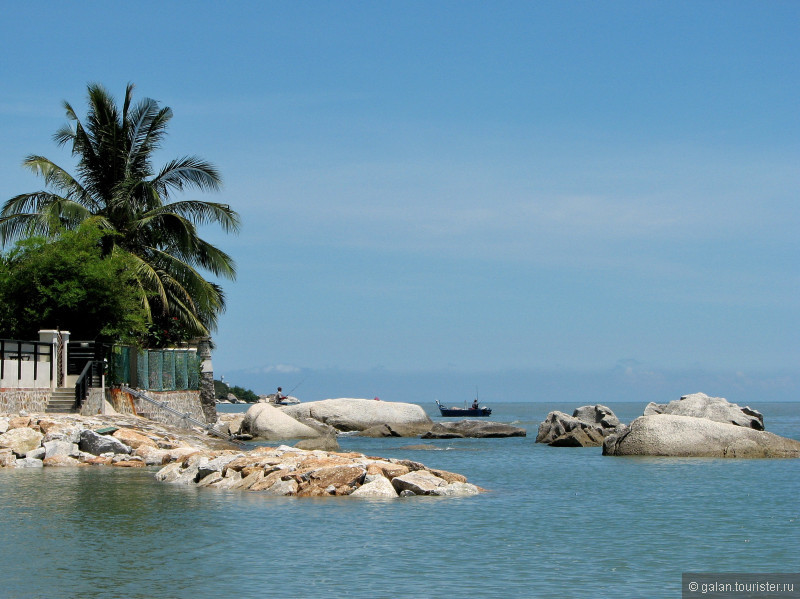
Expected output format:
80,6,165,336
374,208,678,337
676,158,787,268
603,393,800,458
155,445,483,498
0,412,232,469
536,404,622,447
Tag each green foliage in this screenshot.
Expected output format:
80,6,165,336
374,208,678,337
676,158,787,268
0,223,149,341
213,379,228,399
0,83,240,342
214,379,259,402
229,385,258,402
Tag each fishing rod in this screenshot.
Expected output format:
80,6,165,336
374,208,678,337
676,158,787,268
287,375,309,396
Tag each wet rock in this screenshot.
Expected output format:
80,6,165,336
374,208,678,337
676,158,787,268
294,435,340,452
423,420,527,439
15,457,44,468
391,470,448,495
260,478,298,496
43,455,83,467
0,448,15,467
431,482,481,496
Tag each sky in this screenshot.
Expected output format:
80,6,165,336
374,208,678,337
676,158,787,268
0,2,798,403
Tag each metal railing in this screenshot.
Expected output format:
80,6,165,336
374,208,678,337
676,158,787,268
120,386,243,446
75,360,102,408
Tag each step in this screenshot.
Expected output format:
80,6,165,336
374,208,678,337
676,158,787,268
46,388,78,413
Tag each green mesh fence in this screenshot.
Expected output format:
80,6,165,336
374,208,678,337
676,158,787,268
114,346,200,391
110,346,132,385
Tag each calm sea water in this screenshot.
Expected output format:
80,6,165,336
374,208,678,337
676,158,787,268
1,402,798,599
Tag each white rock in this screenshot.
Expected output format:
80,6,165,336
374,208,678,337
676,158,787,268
0,428,44,457
603,414,800,458
431,482,480,496
44,440,79,459
240,404,321,441
350,475,399,498
281,398,432,433
391,470,448,495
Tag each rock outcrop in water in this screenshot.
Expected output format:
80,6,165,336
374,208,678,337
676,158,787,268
603,414,800,458
536,405,622,447
422,420,526,439
280,398,433,434
603,393,799,458
154,445,482,498
0,412,482,498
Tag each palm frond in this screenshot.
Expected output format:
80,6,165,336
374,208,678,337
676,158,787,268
152,156,222,196
0,212,56,245
149,199,240,233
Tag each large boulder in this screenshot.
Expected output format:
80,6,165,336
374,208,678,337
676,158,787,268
240,403,321,441
281,398,432,433
643,392,764,430
603,414,800,458
536,405,621,447
43,439,79,459
0,427,44,457
422,420,527,439
350,475,399,498
392,470,448,495
79,430,131,456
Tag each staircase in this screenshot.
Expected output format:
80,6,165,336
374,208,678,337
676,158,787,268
46,388,76,414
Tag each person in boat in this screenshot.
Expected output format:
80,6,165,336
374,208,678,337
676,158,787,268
275,387,286,404
472,398,479,410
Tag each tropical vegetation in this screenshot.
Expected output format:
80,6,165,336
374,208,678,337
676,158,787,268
0,224,149,341
0,83,239,344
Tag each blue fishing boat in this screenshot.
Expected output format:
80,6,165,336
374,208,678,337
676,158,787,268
436,399,492,417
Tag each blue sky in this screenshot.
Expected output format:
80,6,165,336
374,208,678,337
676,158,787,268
1,2,798,402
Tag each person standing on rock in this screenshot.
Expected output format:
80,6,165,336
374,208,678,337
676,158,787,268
275,387,286,404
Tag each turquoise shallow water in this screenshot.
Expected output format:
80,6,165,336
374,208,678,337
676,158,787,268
1,402,798,599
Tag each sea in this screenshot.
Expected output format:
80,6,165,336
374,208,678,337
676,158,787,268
1,401,798,599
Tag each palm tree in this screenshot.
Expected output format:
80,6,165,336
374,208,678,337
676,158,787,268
0,83,240,339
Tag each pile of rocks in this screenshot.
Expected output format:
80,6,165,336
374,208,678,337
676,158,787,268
536,404,622,447
0,413,238,469
0,411,482,498
155,446,483,498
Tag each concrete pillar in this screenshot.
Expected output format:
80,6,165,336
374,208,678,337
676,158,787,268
38,329,66,390
197,337,217,424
